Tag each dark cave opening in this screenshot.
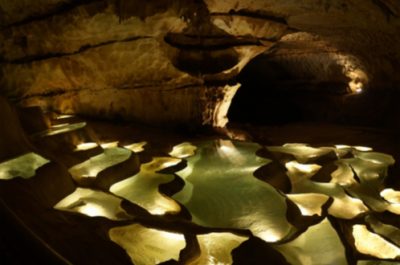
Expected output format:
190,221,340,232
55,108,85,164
228,54,349,126
228,54,400,130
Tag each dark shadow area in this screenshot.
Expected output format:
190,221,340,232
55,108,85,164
0,200,69,265
228,54,400,130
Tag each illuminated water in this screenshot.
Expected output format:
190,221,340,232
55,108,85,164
2,115,400,264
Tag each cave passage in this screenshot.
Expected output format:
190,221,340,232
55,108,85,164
1,0,400,264
228,53,400,129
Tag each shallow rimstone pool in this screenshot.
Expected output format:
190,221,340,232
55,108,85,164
1,114,400,265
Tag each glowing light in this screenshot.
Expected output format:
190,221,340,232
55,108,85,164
69,147,131,181
387,204,400,215
333,145,373,157
340,57,368,94
287,193,330,216
216,140,247,165
110,157,182,215
268,143,333,163
349,80,364,94
55,114,74,119
219,144,233,153
333,145,352,158
100,141,119,149
255,229,284,243
286,161,321,174
274,219,347,265
173,140,295,243
169,142,197,158
194,232,248,265
352,224,400,259
54,188,131,220
74,142,98,151
0,152,49,180
354,146,373,152
123,141,147,153
39,122,86,136
109,224,185,265
285,161,322,185
380,188,400,204
334,145,372,152
335,145,351,149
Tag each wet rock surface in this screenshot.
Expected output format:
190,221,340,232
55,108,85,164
1,0,399,127
1,101,400,264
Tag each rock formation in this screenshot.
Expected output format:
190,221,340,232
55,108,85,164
1,0,400,127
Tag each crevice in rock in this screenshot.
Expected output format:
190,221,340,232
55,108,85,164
1,0,104,29
116,0,187,22
210,10,288,25
17,78,240,104
164,33,262,50
19,89,82,102
372,0,400,18
0,36,152,64
17,83,210,102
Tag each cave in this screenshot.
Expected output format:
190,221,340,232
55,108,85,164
1,1,400,265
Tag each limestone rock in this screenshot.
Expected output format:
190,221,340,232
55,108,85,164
0,0,399,126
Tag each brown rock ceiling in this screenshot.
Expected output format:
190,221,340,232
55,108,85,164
0,0,399,127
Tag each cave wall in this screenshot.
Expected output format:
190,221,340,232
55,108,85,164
1,0,400,127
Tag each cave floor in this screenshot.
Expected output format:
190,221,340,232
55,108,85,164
1,113,400,265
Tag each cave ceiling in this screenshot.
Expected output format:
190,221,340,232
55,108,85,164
0,0,400,126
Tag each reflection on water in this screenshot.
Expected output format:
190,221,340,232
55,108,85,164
110,157,182,215
286,193,329,216
0,152,49,180
123,141,147,153
55,114,74,120
366,215,400,247
39,122,87,137
340,150,399,216
8,128,400,264
285,160,369,219
267,143,333,163
54,187,132,220
109,224,185,265
169,142,197,158
69,147,131,181
330,161,357,186
193,232,248,265
274,218,347,265
74,142,98,151
352,224,400,259
380,188,400,204
173,140,295,243
100,141,119,149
